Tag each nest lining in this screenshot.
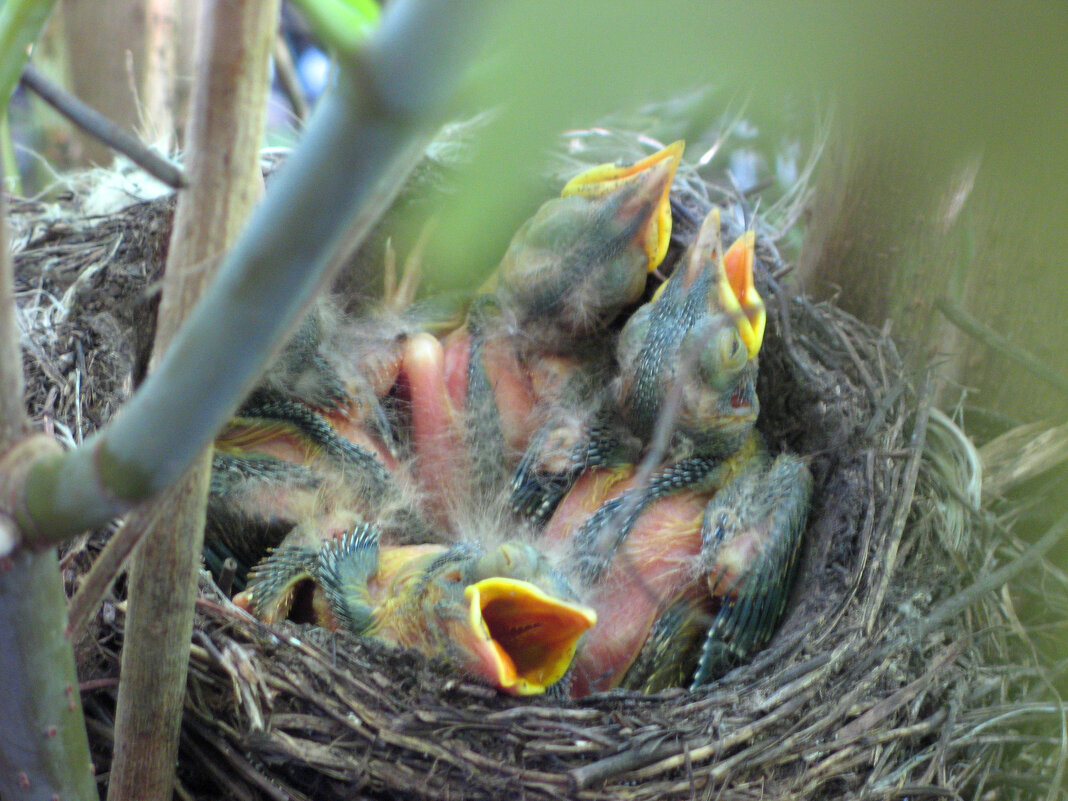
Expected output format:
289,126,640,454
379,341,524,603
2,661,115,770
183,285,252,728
10,129,1060,800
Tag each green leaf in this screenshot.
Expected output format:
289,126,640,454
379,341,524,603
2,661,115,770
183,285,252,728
0,0,59,105
289,0,379,57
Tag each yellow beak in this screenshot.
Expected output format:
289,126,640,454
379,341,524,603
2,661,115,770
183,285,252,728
646,206,765,359
719,229,765,359
463,577,597,695
561,140,685,274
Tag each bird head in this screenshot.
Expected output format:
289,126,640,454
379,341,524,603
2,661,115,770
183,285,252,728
418,541,598,695
616,207,762,452
245,525,598,696
558,139,684,275
652,206,765,357
491,141,684,342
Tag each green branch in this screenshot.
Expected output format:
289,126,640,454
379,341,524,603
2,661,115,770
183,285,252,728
10,0,483,551
0,550,98,800
290,0,379,56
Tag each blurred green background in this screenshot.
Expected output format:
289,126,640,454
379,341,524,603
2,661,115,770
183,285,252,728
18,1,1068,429
13,0,1066,513
16,0,1068,534
16,0,1067,551
445,2,1068,425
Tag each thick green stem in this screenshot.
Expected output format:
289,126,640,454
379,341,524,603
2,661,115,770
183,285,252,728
0,550,98,800
0,93,96,799
15,0,481,548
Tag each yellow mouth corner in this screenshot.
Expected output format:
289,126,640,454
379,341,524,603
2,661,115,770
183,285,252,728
720,229,765,359
561,140,685,197
561,141,685,275
243,566,333,628
464,577,597,696
651,207,766,358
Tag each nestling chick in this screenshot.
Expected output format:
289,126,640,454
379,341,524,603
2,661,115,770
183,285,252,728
539,207,811,694
204,285,444,585
488,140,684,346
236,520,597,696
402,143,684,522
615,206,765,455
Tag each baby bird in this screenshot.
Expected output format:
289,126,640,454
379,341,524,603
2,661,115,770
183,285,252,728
209,300,600,696
539,208,811,694
567,207,768,583
204,286,444,587
235,519,597,696
407,142,684,522
488,139,684,346
616,206,764,453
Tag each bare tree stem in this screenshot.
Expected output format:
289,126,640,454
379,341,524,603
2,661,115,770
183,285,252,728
107,1,278,799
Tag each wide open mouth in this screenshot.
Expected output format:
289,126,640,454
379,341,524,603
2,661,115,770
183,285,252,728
464,578,597,695
239,570,340,629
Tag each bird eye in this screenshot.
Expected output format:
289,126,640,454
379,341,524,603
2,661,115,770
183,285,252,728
717,327,747,372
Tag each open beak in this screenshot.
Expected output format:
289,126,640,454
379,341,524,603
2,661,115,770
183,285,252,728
463,577,597,695
561,140,684,274
720,230,765,359
238,562,336,628
648,206,765,359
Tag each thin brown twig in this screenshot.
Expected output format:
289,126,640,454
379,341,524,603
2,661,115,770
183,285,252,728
20,63,186,189
272,35,309,124
183,717,290,801
66,497,166,640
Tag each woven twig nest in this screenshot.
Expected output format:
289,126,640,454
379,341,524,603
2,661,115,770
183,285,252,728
12,126,1054,800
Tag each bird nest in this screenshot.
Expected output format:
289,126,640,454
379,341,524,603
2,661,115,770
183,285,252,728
11,128,1058,801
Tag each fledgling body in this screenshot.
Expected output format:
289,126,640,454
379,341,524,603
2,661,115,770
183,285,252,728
542,208,812,694
235,520,597,696
404,143,684,527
